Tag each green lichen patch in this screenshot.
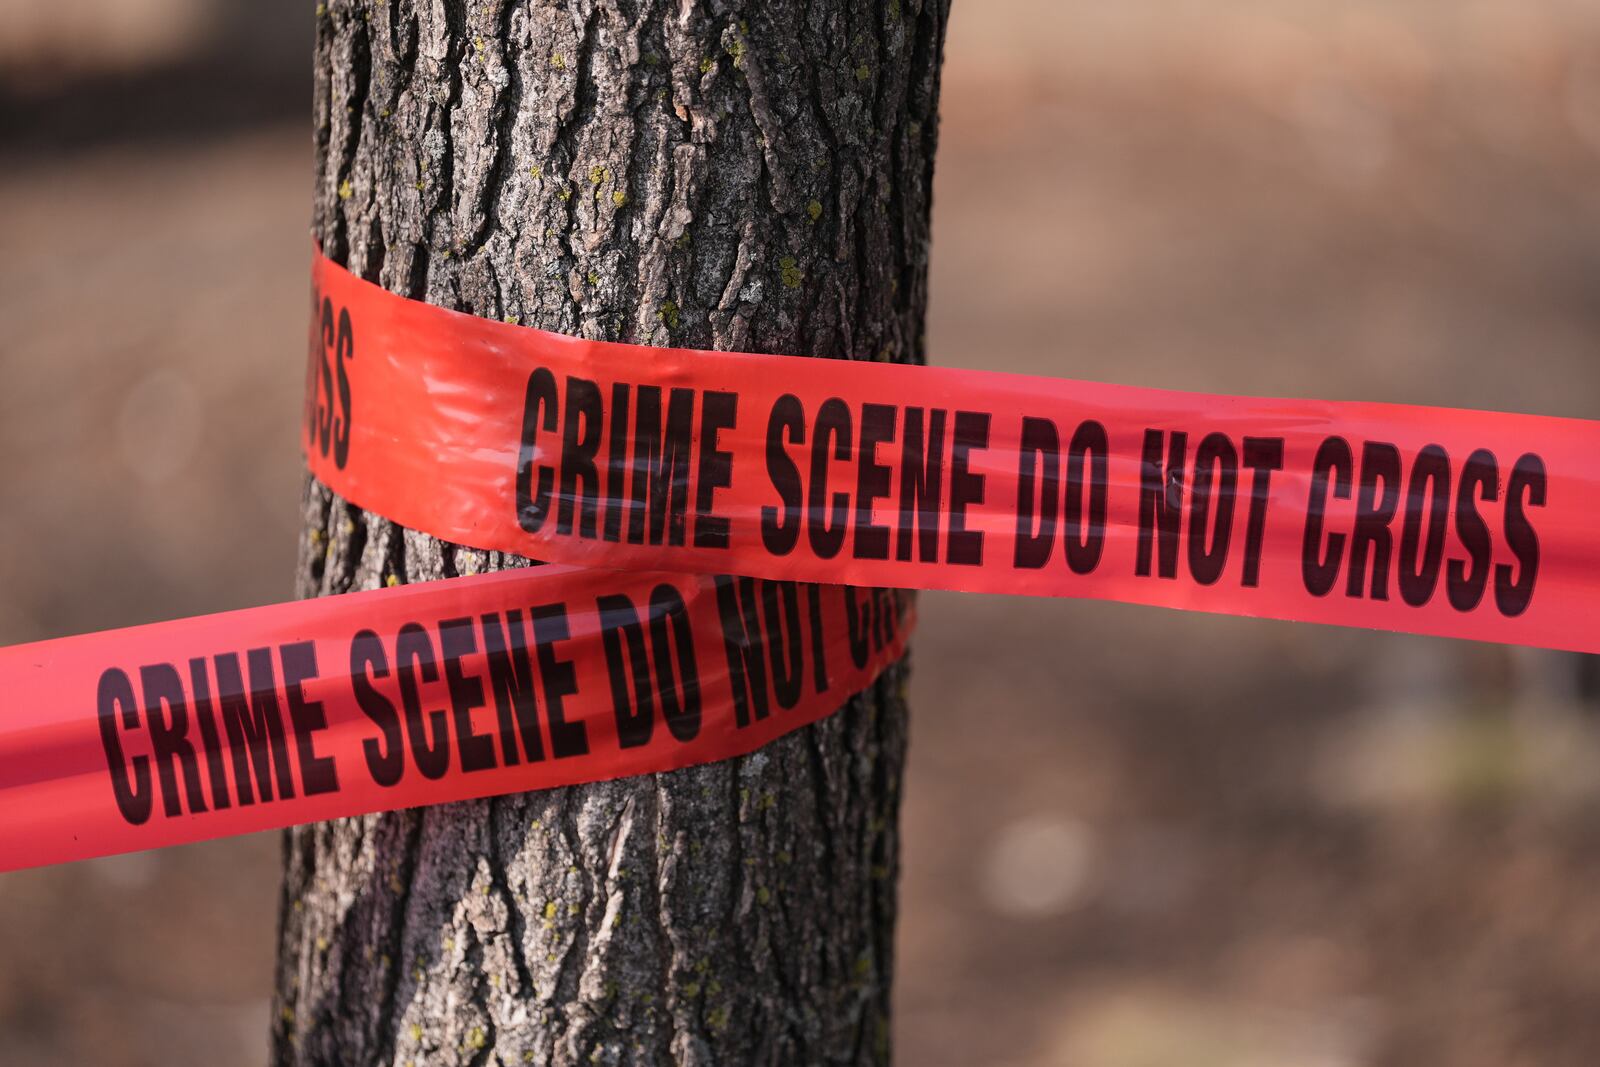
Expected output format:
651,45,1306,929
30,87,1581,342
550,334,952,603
779,256,804,290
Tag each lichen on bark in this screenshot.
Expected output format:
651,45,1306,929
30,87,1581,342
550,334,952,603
275,1,950,1064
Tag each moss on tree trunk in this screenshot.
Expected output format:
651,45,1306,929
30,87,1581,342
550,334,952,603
274,1,949,1063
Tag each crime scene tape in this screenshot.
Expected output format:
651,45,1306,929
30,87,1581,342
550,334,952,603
305,246,1599,657
0,567,910,871
3,247,1597,874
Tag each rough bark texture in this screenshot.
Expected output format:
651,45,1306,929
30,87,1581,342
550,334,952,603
274,2,949,1064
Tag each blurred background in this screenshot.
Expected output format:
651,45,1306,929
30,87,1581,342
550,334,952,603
3,1,1600,1064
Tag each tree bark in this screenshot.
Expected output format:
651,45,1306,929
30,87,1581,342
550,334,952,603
274,2,949,1064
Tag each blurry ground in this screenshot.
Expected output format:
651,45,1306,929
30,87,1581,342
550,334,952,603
4,2,1600,1065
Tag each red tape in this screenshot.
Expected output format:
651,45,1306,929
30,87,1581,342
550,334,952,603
0,568,910,872
307,246,1600,655
5,244,1597,873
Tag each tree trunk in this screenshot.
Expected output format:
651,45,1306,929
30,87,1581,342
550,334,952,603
274,2,950,1064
